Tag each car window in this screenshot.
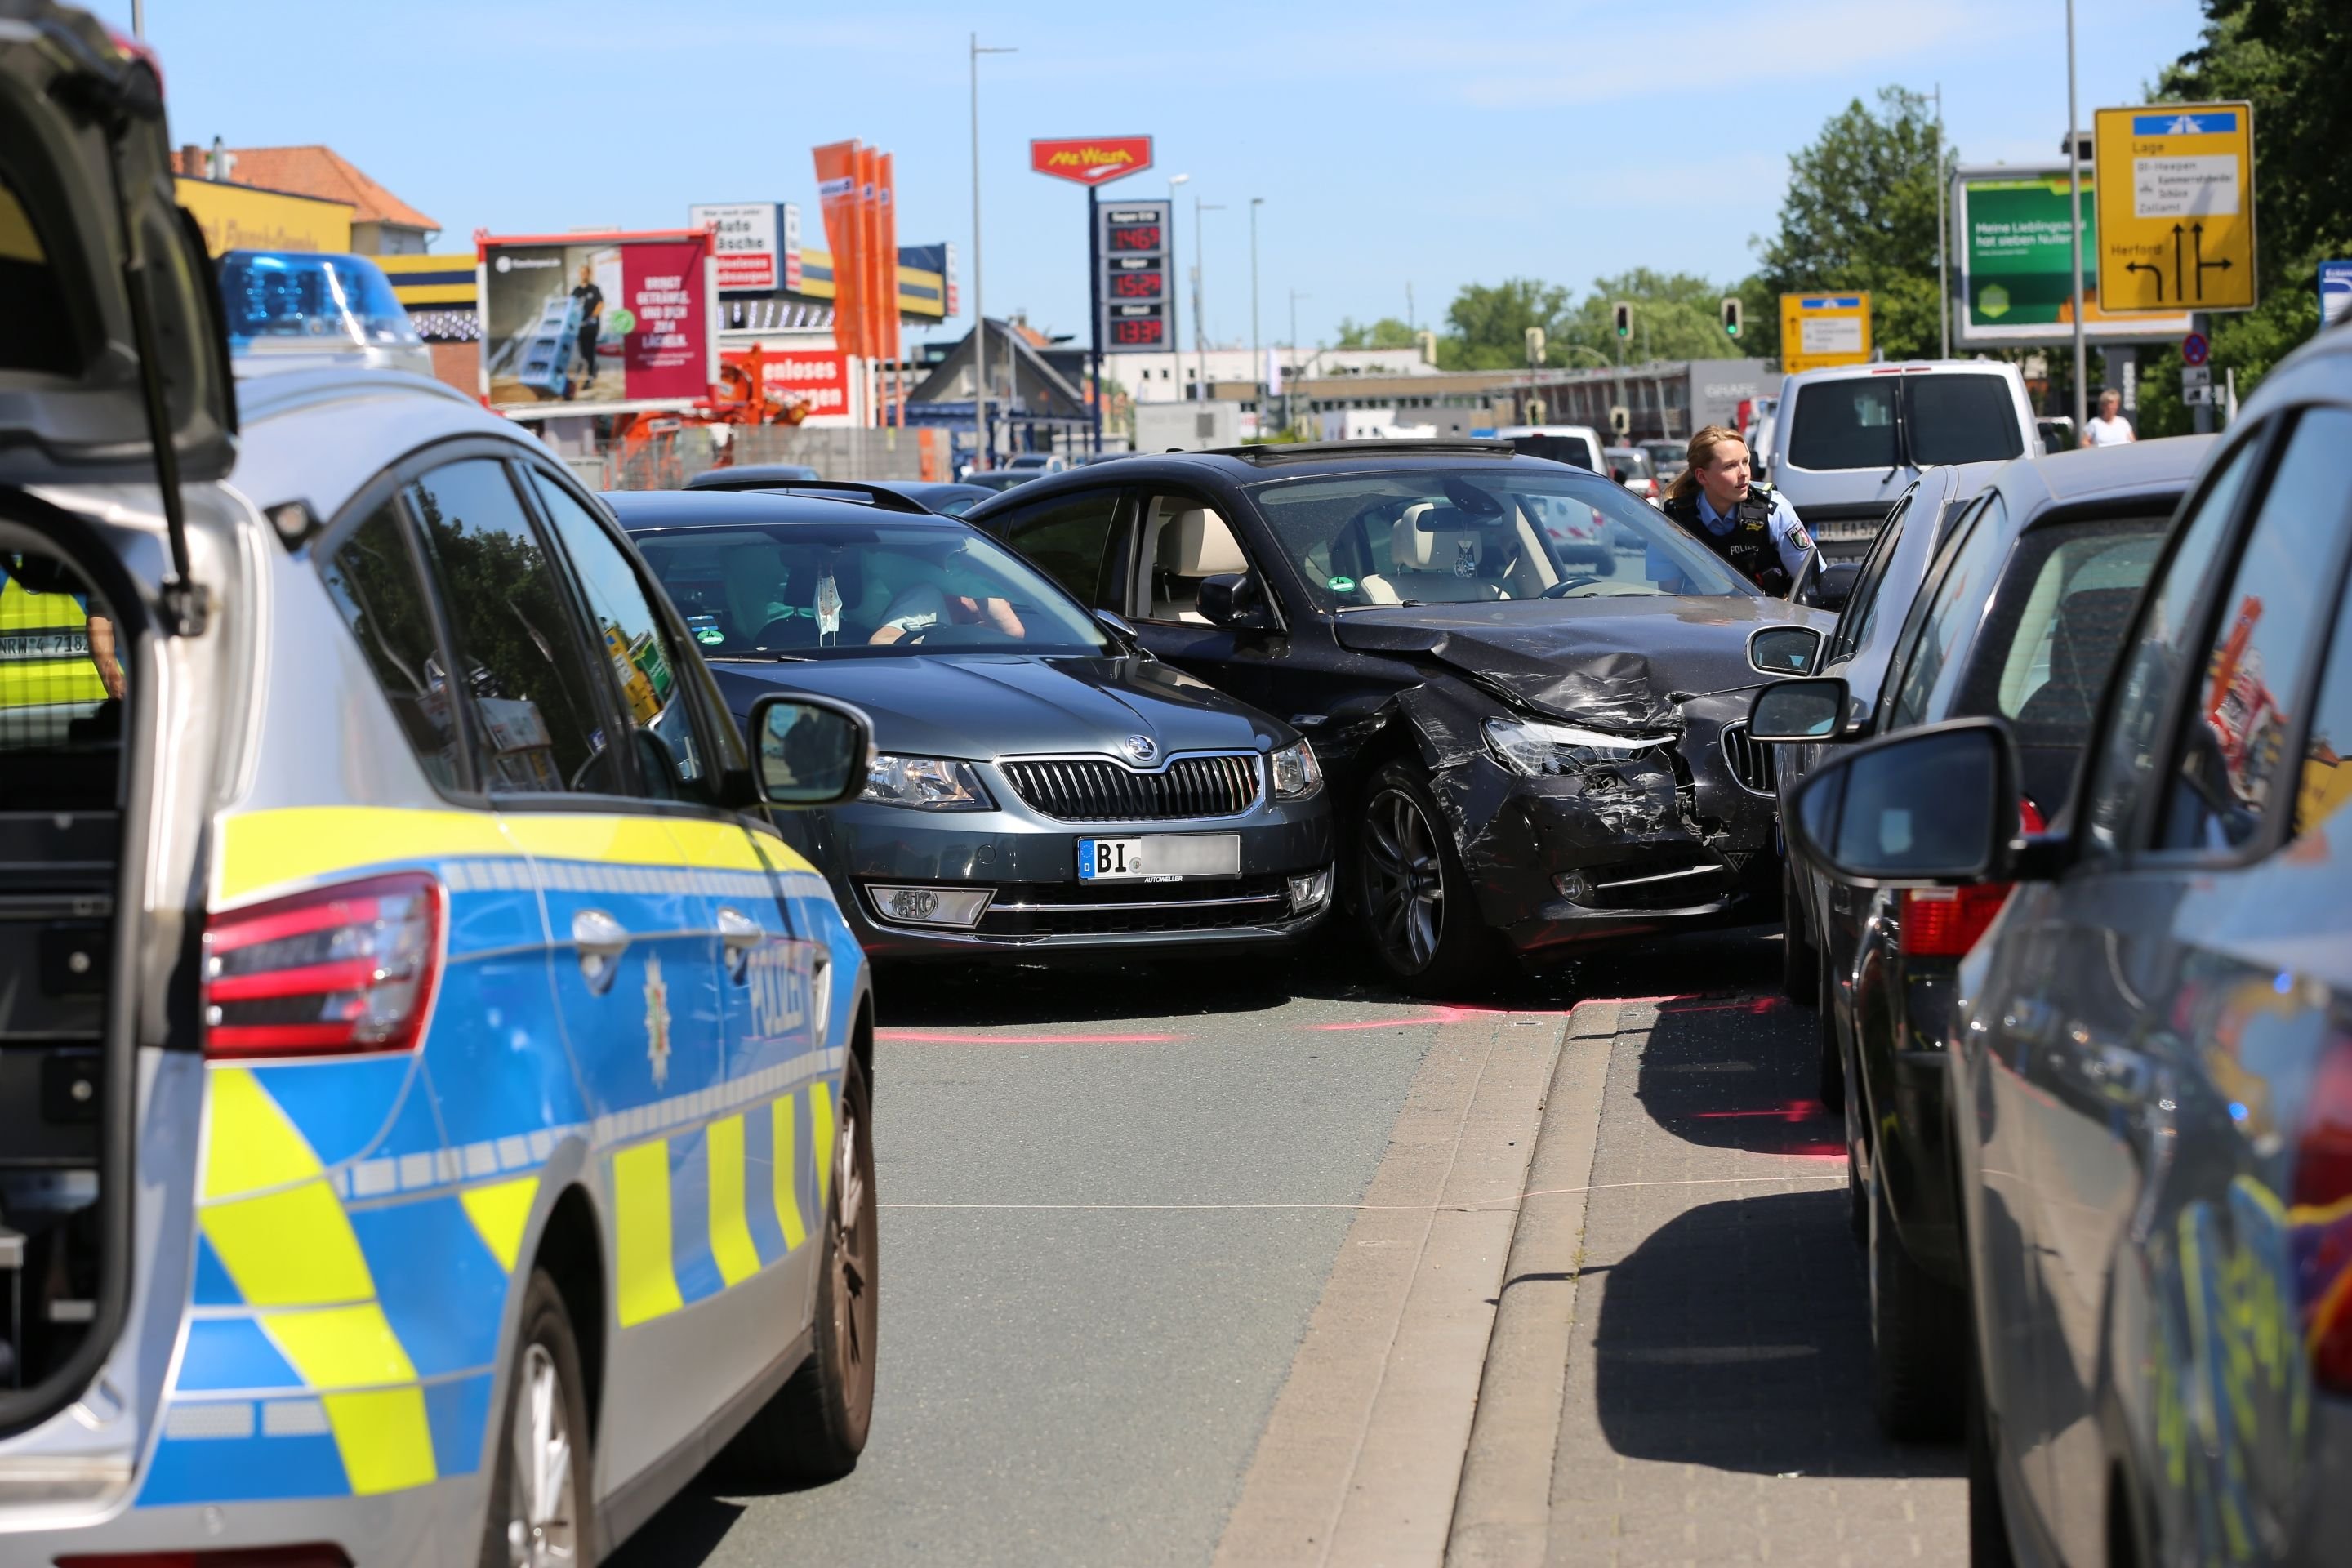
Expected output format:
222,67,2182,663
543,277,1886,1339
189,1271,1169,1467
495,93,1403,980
2158,409,2352,854
1905,375,2025,466
1986,522,2167,732
998,491,1124,608
2083,435,2258,855
528,472,710,804
1887,492,2007,730
2293,580,2352,844
319,501,465,791
0,543,127,808
1248,466,1744,612
407,458,616,795
634,520,1110,658
1505,434,1597,470
1788,381,1896,470
0,171,75,376
1828,493,1909,664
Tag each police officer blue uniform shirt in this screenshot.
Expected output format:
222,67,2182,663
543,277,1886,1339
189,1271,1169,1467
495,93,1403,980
1693,486,1811,583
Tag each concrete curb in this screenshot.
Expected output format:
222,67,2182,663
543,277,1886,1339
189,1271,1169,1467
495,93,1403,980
1444,1001,1619,1568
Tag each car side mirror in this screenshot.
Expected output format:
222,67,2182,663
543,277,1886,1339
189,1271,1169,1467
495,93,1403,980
1748,625,1824,677
1748,676,1851,741
1094,608,1139,646
1803,559,1859,612
748,693,874,807
1785,719,2019,885
1197,572,1273,630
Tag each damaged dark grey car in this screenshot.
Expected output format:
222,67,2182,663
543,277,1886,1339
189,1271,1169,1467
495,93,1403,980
965,440,1835,991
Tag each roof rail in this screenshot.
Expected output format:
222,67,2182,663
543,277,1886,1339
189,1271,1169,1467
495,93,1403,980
1200,438,1517,465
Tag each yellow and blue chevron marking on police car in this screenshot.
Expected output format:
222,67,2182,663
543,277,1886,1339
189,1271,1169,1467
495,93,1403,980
138,807,856,1508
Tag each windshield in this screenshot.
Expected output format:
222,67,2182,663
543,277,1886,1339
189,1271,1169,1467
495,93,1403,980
632,521,1111,659
218,251,421,354
1245,466,1750,611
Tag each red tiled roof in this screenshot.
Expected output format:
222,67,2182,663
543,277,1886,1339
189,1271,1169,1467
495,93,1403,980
224,146,439,234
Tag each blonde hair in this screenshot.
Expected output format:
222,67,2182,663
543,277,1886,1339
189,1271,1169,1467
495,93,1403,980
1664,425,1745,504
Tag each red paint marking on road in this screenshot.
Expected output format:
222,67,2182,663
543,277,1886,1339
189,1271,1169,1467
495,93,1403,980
1687,1099,1828,1124
877,1030,1183,1045
1659,996,1786,1015
1584,993,1705,1006
1306,1004,1509,1031
1782,1145,1849,1159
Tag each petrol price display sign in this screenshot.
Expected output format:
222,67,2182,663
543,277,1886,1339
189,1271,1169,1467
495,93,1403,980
1098,200,1170,353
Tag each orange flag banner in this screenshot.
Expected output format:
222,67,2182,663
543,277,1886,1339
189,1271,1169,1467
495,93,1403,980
813,140,865,362
876,151,902,372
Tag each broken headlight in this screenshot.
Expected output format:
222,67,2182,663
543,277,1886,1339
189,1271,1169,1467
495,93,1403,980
1270,739,1324,800
1483,718,1672,776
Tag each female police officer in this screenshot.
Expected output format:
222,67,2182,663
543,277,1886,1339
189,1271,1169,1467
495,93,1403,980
1657,423,1812,595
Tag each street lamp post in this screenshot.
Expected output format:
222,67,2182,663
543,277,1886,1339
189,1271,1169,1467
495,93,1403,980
1286,288,1308,435
969,33,1016,470
2065,0,2088,434
1194,197,1223,401
1250,197,1264,405
1935,82,1949,359
1166,174,1189,406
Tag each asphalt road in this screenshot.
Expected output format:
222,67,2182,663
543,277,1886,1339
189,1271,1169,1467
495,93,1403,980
610,923,1963,1567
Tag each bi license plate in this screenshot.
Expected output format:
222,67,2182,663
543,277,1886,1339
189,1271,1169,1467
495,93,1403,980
1076,834,1241,883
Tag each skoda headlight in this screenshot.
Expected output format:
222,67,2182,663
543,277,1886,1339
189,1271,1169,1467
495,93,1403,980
1483,718,1672,776
860,755,994,810
1270,739,1324,800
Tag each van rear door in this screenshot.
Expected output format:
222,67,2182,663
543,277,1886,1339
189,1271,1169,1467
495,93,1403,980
0,1,234,489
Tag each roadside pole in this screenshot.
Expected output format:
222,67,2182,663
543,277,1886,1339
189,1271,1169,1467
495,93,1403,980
1089,183,1103,456
2065,0,2088,433
2193,313,2213,434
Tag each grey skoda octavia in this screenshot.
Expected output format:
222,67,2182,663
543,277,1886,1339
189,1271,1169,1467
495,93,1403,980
609,489,1336,958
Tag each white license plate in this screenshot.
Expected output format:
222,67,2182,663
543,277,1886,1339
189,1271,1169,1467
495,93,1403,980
1076,834,1241,882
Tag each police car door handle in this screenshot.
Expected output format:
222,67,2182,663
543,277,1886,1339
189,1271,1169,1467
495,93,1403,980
571,907,630,995
717,906,762,983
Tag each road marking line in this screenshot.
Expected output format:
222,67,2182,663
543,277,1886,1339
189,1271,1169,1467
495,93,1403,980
1211,1008,1566,1567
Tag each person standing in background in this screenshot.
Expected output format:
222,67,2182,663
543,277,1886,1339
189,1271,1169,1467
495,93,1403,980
571,262,604,391
2080,388,2136,447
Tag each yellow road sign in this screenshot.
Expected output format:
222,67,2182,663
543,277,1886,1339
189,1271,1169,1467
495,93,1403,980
2092,102,2256,314
1779,292,1872,374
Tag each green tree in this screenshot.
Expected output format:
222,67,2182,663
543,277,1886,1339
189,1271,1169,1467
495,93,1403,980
1558,270,1753,363
1441,278,1573,369
2131,0,2350,431
1333,316,1419,350
1753,86,1950,363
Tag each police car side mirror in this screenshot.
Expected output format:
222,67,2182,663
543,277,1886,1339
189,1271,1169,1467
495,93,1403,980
750,693,875,807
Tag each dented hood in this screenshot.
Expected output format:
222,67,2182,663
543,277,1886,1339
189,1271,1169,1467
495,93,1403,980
1332,597,1830,733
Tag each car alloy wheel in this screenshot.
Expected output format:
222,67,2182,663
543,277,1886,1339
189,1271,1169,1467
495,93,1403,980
1363,783,1446,973
505,1343,578,1568
826,1062,878,1437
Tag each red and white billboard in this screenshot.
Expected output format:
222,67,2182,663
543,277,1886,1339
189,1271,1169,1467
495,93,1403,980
479,229,715,407
724,347,851,421
1030,136,1154,187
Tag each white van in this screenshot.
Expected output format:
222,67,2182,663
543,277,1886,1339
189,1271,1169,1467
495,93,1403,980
1756,362,2036,556
1493,424,1607,473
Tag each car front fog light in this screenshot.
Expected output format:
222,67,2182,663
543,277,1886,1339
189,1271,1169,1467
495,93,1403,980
867,885,993,928
1554,871,1596,904
1270,739,1324,800
1287,868,1333,912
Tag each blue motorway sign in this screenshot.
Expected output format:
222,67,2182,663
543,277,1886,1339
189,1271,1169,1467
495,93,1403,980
2322,260,2352,329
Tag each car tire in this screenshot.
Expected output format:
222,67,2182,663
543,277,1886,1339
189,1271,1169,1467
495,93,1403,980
1869,1167,1965,1440
1967,1339,2020,1567
724,1051,879,1484
1818,955,1845,1116
481,1270,597,1568
1782,862,1819,1004
1356,760,1496,997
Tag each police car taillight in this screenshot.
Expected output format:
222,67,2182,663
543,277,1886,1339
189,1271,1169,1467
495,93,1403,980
203,873,443,1059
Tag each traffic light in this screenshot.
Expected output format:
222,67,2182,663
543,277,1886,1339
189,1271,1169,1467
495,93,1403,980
1524,325,1546,367
1721,296,1744,339
1613,301,1632,339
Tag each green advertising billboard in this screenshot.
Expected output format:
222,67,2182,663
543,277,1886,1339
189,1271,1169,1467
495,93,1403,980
1954,167,2192,344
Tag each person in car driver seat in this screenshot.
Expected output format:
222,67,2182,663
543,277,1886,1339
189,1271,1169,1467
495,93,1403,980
1656,424,1812,595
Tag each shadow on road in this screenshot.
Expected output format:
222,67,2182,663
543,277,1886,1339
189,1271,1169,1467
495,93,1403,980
1591,1187,1962,1479
1634,986,1845,1157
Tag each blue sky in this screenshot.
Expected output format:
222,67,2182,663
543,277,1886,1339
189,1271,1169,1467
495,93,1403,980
99,0,2207,352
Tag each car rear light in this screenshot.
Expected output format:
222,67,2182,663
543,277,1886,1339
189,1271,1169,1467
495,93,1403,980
203,873,443,1059
2293,1034,2352,1392
1899,884,2011,957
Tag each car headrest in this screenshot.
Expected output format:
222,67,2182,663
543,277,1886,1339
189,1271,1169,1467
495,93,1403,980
1170,507,1246,576
1391,504,1490,573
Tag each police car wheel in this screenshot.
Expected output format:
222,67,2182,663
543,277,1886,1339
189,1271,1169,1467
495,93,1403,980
725,1051,878,1482
482,1271,595,1568
1357,761,1496,997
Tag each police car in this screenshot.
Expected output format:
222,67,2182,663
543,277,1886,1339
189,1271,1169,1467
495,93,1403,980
2,8,881,1560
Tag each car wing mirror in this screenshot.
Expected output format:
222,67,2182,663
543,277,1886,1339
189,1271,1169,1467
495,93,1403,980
1196,572,1273,630
1784,718,2020,886
1803,559,1859,612
1747,676,1850,741
749,693,875,808
1748,624,1824,678
1094,608,1143,649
